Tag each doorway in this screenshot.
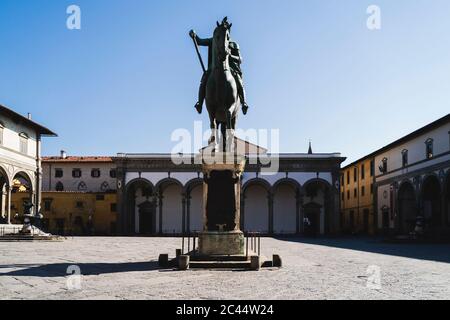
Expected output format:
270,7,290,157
138,201,155,235
303,203,321,236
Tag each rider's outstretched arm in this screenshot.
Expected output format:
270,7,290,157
195,35,212,47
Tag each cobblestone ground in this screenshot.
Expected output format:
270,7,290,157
0,237,449,300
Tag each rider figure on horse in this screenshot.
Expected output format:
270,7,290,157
189,17,249,115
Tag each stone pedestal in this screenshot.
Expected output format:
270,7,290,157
196,152,246,256
198,230,244,255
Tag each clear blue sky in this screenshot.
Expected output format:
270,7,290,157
1,0,449,165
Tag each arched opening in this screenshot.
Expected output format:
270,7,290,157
186,180,203,233
11,172,33,224
273,181,298,234
0,167,9,224
397,182,417,234
158,179,183,235
55,181,64,191
77,181,87,191
243,181,269,233
422,175,442,229
302,179,330,236
125,179,155,235
138,201,155,235
446,172,450,226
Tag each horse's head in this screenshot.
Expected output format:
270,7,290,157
213,17,232,62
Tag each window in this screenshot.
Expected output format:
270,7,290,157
341,192,344,201
110,203,117,212
44,199,52,211
347,190,350,200
55,169,63,178
401,149,408,167
354,188,357,197
0,122,4,145
75,201,84,209
55,182,64,191
100,181,110,192
379,158,388,174
110,169,117,178
96,194,105,201
361,186,365,197
370,160,375,177
91,169,101,178
72,169,82,178
370,183,374,195
347,171,350,185
425,138,433,159
361,164,365,180
19,133,28,154
353,167,357,182
341,174,344,186
78,181,87,191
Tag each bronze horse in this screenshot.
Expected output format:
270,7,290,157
205,20,241,152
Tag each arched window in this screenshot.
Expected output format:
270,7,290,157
425,138,433,159
19,132,28,154
401,149,408,167
55,182,64,191
379,158,388,174
100,181,110,192
78,181,87,191
0,122,4,145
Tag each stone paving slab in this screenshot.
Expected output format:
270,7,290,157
0,237,449,300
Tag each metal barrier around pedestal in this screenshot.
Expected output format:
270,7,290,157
245,232,261,258
181,231,199,255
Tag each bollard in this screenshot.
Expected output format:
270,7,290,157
158,254,169,268
178,255,190,270
250,255,261,271
273,254,282,268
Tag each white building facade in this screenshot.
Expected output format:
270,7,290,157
0,104,56,224
114,150,345,236
375,114,450,236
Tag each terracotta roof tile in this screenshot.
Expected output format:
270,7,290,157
42,156,113,163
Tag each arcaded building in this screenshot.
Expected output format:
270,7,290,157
0,104,56,225
114,142,345,236
375,114,450,236
340,113,450,237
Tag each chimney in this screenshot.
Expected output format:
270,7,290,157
60,150,67,159
27,113,32,120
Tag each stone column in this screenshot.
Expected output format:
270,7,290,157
35,134,42,219
116,167,127,235
268,192,274,234
295,191,302,234
7,186,12,224
158,193,163,235
32,191,37,215
186,193,191,233
182,193,186,234
441,189,446,227
1,185,6,220
298,193,305,234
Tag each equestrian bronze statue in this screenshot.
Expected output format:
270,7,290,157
189,17,249,152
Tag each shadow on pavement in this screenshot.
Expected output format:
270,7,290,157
273,236,450,264
0,260,160,277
